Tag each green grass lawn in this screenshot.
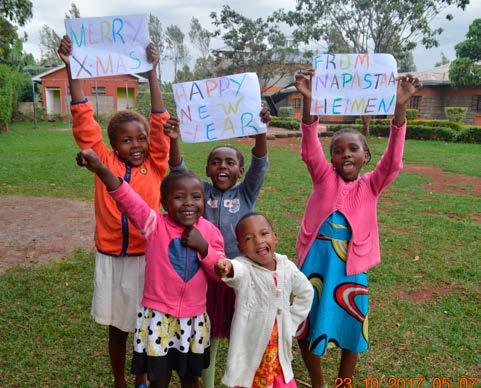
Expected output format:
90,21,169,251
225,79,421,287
0,121,480,387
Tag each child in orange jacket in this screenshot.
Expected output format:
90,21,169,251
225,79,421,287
58,36,176,388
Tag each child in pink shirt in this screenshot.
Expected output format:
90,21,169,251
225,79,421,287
294,68,422,387
77,148,225,388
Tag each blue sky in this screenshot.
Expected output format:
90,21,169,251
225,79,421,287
20,0,481,80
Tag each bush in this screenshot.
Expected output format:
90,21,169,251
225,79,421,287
270,116,299,130
409,119,463,131
0,64,14,131
328,123,457,141
445,106,468,123
278,106,293,118
457,126,481,143
406,109,418,120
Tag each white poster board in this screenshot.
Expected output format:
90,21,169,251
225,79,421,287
311,53,397,116
173,73,266,143
65,14,151,79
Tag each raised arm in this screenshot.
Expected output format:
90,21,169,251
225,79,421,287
146,43,164,113
369,75,423,194
58,36,84,102
295,68,330,182
164,117,183,168
77,149,155,233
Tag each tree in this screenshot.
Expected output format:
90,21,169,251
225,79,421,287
176,64,194,82
449,18,481,87
189,17,215,79
39,25,62,66
166,25,189,82
0,0,33,26
65,3,80,19
0,0,32,68
189,17,211,60
39,3,80,66
276,0,469,54
148,14,165,82
210,5,302,93
435,52,450,67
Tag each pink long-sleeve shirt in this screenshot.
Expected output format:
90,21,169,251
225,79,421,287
296,119,406,275
110,181,225,318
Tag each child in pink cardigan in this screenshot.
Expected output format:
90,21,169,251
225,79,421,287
77,148,225,388
294,68,422,387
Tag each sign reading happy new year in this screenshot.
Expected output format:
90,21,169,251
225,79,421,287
65,14,151,79
311,53,398,116
173,73,266,143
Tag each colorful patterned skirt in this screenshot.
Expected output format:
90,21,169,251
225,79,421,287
250,321,297,388
131,307,211,381
297,211,369,356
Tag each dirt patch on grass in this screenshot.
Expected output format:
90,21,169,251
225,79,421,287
468,212,481,224
283,211,302,220
403,164,481,196
393,283,457,303
0,196,94,274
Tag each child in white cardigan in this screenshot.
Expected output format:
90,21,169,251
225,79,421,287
215,213,313,388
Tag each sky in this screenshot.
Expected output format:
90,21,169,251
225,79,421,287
19,0,481,80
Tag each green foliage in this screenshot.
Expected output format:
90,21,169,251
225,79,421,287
406,109,418,120
0,64,14,131
175,63,194,83
450,19,481,87
278,106,294,118
329,123,459,142
211,5,302,93
166,25,189,82
457,126,481,143
444,106,468,123
276,0,469,54
270,116,299,129
354,118,463,131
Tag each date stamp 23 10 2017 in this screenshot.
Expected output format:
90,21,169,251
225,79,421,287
334,376,480,388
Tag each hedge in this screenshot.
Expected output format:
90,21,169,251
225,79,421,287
0,65,14,131
456,126,481,143
445,106,468,123
270,116,300,130
328,123,463,142
278,106,294,118
354,118,463,130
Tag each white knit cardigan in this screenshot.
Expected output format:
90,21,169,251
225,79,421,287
221,253,313,387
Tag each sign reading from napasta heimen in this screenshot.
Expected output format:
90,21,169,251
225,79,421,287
173,72,266,143
311,53,398,116
65,14,151,79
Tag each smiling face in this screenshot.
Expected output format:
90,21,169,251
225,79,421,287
330,132,368,182
206,147,244,192
110,120,149,166
162,176,204,227
236,214,277,271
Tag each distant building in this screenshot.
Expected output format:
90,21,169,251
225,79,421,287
403,63,481,125
32,65,147,116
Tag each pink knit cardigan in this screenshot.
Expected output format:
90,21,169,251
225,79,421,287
296,118,406,275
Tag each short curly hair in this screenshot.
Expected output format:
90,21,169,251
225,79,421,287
207,145,245,168
329,128,372,164
107,110,150,143
160,170,204,203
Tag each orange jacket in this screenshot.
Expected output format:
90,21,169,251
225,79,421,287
71,101,170,256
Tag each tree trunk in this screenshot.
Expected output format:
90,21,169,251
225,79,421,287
361,115,371,137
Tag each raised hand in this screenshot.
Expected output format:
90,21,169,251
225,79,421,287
215,258,233,278
294,68,315,99
181,226,208,258
58,35,72,65
147,43,160,69
396,75,423,107
76,149,103,173
164,117,180,139
259,106,271,125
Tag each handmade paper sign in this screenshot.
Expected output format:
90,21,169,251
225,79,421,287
311,53,397,116
173,73,266,143
65,14,151,79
